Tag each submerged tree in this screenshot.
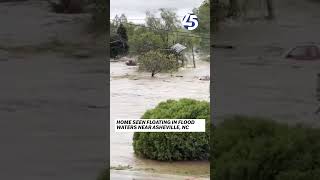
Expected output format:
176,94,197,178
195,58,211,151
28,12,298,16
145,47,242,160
145,9,179,48
138,50,178,77
117,23,128,41
129,30,165,54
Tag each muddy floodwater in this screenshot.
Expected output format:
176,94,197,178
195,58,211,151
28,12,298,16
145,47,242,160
110,58,210,178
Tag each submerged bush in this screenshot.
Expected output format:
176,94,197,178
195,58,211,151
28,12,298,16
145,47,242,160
212,115,320,180
133,98,210,161
137,50,179,77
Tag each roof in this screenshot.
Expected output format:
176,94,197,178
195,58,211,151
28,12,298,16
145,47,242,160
170,43,187,54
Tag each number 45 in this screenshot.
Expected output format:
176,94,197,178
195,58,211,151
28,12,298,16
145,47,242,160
182,14,199,31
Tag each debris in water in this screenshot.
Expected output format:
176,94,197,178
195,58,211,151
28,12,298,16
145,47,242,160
199,76,210,81
72,49,92,59
87,105,107,109
125,60,137,66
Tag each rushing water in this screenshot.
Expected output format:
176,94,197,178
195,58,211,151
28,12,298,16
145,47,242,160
110,58,210,177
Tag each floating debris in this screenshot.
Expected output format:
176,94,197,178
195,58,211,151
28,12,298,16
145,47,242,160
72,49,92,59
199,75,210,81
125,60,137,66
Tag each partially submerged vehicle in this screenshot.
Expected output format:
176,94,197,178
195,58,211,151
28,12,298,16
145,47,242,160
284,44,320,61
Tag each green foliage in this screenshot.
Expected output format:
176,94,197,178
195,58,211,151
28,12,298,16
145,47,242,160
194,0,210,34
113,6,208,56
128,30,166,54
133,99,211,161
212,116,320,180
192,0,210,52
117,24,128,42
112,10,179,55
110,14,128,33
159,8,179,31
145,9,179,46
110,24,129,58
174,29,200,50
137,50,178,77
129,8,201,54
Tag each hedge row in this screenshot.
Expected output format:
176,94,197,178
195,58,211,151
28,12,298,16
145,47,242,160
133,99,211,161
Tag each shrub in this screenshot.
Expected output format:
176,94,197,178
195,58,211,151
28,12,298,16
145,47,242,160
212,115,320,180
128,31,166,54
133,98,211,161
137,50,179,77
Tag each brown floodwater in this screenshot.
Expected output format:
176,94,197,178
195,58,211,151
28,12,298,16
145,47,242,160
110,58,210,178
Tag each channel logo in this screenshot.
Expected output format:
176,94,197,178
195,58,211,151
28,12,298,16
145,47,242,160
182,13,199,31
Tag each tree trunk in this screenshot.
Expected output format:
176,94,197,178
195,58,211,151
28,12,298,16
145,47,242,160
265,0,274,20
